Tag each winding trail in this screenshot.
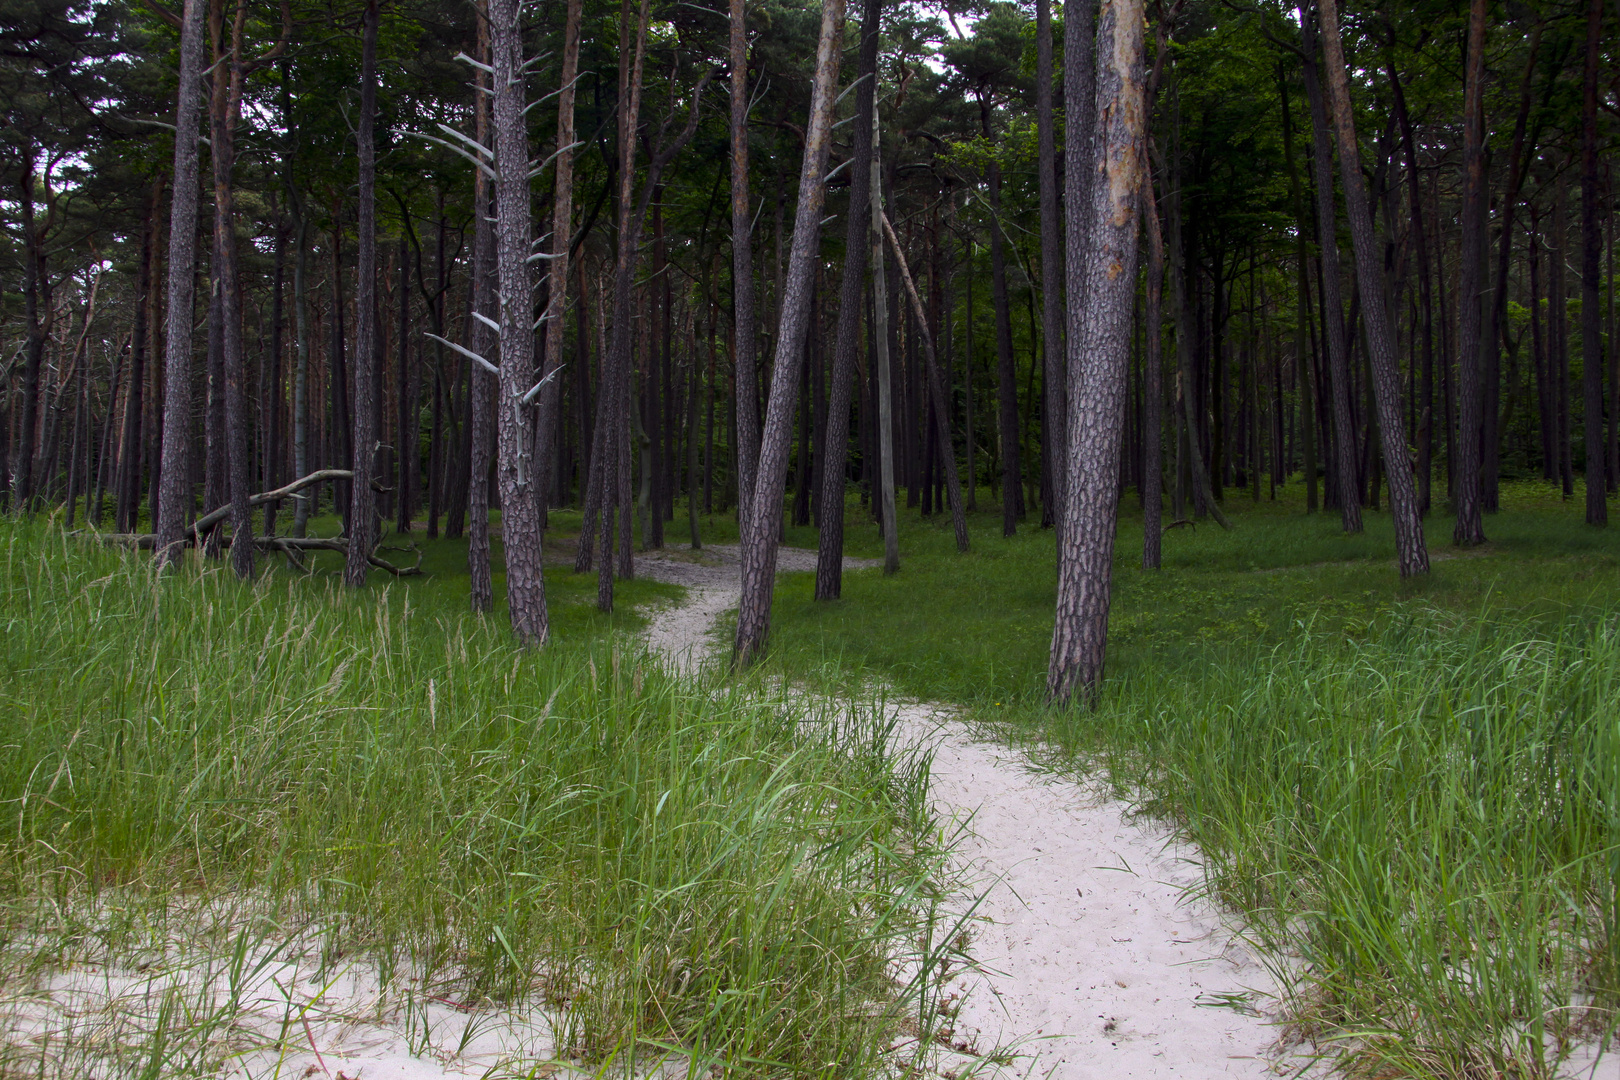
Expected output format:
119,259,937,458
635,545,1298,1080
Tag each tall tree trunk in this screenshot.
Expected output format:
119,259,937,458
1387,59,1433,516
1048,0,1146,704
984,92,1022,537
1037,0,1066,544
872,91,900,575
1484,22,1541,511
1579,0,1607,525
394,235,413,532
490,0,550,642
345,0,381,586
466,2,497,612
812,0,878,599
120,177,162,532
881,212,968,550
596,0,649,611
730,0,760,524
1452,0,1488,545
291,214,311,536
1299,11,1361,533
733,0,846,666
155,0,208,565
1315,0,1428,575
1142,170,1166,568
536,0,583,530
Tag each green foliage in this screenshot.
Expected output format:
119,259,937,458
0,517,947,1077
760,482,1620,1075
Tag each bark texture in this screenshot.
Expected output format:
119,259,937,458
1048,0,1146,704
1452,0,1487,545
814,0,880,601
345,0,381,587
730,0,760,524
154,0,208,567
1316,0,1430,575
490,0,549,642
733,0,846,666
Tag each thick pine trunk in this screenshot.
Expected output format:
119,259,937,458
490,0,549,642
155,0,208,565
733,0,846,666
1315,0,1428,575
1048,0,1146,704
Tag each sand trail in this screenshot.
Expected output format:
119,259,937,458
633,544,1295,1080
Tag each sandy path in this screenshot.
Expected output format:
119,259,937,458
635,545,1297,1080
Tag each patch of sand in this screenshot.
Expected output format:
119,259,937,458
636,544,1299,1079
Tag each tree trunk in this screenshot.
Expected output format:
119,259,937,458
872,92,900,577
291,214,312,536
536,0,583,531
345,0,381,586
1452,0,1487,545
730,0,760,524
733,0,846,666
882,212,968,551
985,92,1022,537
466,2,497,612
1299,11,1361,534
1142,169,1166,568
490,0,549,642
1315,0,1428,575
155,0,208,565
120,177,162,532
1579,0,1607,525
1038,0,1068,546
1048,0,1146,704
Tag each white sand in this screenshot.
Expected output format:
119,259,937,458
634,544,1299,1079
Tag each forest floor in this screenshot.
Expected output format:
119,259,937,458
634,544,1302,1080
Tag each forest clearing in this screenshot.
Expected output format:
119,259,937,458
4,0,1620,1071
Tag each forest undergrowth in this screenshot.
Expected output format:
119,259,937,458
757,477,1620,1079
0,516,954,1079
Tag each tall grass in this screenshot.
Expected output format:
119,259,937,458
760,483,1620,1076
0,517,947,1077
1038,606,1620,1076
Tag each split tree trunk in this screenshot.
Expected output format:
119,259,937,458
1037,0,1068,541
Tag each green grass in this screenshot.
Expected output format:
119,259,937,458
0,515,953,1078
759,476,1620,1077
